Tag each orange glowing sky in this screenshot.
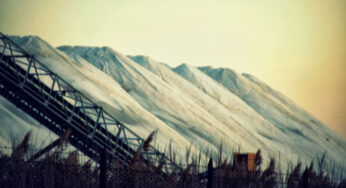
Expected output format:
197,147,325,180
1,0,345,138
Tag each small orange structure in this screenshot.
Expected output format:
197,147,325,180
233,153,256,172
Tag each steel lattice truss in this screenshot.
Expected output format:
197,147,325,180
0,33,181,172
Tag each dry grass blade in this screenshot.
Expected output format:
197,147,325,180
183,165,192,176
11,132,30,161
58,128,72,148
143,130,157,152
65,150,79,166
262,159,276,176
131,147,141,164
261,159,276,188
185,144,192,165
217,143,223,166
155,160,165,173
82,159,92,170
254,149,262,167
129,130,157,170
287,162,301,188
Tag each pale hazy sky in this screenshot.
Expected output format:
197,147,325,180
1,0,345,138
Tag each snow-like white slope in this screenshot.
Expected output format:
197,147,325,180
59,47,288,164
172,64,274,131
127,56,346,170
172,64,298,146
198,66,346,167
5,36,196,156
127,57,290,154
1,35,344,173
59,47,241,153
0,96,57,153
59,46,345,170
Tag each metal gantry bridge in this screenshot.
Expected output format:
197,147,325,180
0,33,180,172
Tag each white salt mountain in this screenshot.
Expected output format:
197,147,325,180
126,57,289,154
0,35,344,173
59,47,252,153
2,36,195,156
198,66,346,164
58,46,290,164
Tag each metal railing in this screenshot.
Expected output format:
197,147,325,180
0,33,181,173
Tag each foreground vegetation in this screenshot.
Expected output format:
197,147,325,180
0,131,344,188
